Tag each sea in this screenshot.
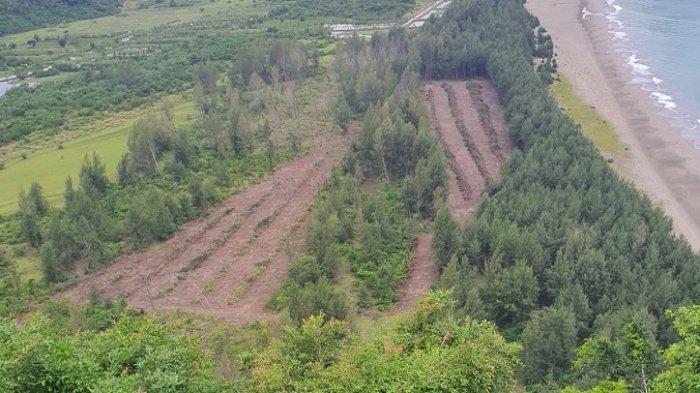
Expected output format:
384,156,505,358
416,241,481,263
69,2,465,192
590,0,700,149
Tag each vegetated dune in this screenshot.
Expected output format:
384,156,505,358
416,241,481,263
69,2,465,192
61,129,354,324
395,79,511,312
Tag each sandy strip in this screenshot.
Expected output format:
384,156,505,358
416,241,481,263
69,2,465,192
526,0,700,251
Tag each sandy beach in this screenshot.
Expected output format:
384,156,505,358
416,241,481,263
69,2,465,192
526,0,700,251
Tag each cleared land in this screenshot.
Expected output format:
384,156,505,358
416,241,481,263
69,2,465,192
393,233,435,313
61,129,353,323
422,80,510,223
394,79,510,311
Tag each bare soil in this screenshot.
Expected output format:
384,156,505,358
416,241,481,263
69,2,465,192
422,80,511,218
393,233,436,313
61,129,353,323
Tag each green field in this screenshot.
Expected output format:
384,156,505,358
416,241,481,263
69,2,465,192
0,97,194,214
2,0,257,43
551,77,625,155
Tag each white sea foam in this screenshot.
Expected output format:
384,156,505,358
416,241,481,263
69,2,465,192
627,54,651,75
605,0,700,149
582,7,592,19
612,30,627,40
651,91,678,110
582,7,603,19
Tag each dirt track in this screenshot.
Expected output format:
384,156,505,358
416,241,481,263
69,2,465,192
394,233,436,313
61,130,352,323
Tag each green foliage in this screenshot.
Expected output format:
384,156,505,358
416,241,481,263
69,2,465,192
574,322,660,391
252,314,349,391
562,380,630,393
416,0,700,386
125,188,178,247
482,259,540,329
521,306,578,384
652,306,700,392
268,0,416,22
18,182,48,247
0,313,228,392
79,153,110,197
287,278,349,325
254,291,520,392
0,0,121,36
432,205,461,271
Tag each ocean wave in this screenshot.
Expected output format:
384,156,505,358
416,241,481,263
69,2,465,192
582,7,603,19
612,30,627,40
606,14,624,27
651,91,677,110
604,0,700,149
627,54,651,76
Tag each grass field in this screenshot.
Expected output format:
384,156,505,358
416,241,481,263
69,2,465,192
0,96,194,214
2,0,258,42
551,77,625,155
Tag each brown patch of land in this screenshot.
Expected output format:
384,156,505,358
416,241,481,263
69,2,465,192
61,129,354,323
394,233,436,313
422,80,511,223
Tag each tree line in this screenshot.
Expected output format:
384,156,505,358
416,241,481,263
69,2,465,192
12,38,320,286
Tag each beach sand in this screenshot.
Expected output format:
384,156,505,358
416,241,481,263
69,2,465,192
527,0,700,251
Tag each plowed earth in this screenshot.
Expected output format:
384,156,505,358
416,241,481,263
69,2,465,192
61,130,353,324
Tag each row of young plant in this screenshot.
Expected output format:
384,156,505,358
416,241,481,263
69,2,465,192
422,0,700,391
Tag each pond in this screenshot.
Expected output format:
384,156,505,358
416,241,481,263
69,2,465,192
0,79,15,98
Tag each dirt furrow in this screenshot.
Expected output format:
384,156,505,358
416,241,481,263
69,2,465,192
447,81,503,180
132,154,328,305
468,79,511,158
153,144,342,309
393,233,436,313
424,82,486,204
445,167,471,223
61,132,349,309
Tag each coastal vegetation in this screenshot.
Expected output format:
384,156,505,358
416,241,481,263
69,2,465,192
0,0,699,391
552,77,625,155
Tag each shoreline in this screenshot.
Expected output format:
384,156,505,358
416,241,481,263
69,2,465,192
526,0,700,251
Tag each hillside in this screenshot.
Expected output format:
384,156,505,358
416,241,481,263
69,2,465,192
0,0,122,36
1,0,699,391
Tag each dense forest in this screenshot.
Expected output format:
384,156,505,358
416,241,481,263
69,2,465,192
0,0,122,36
416,0,700,391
